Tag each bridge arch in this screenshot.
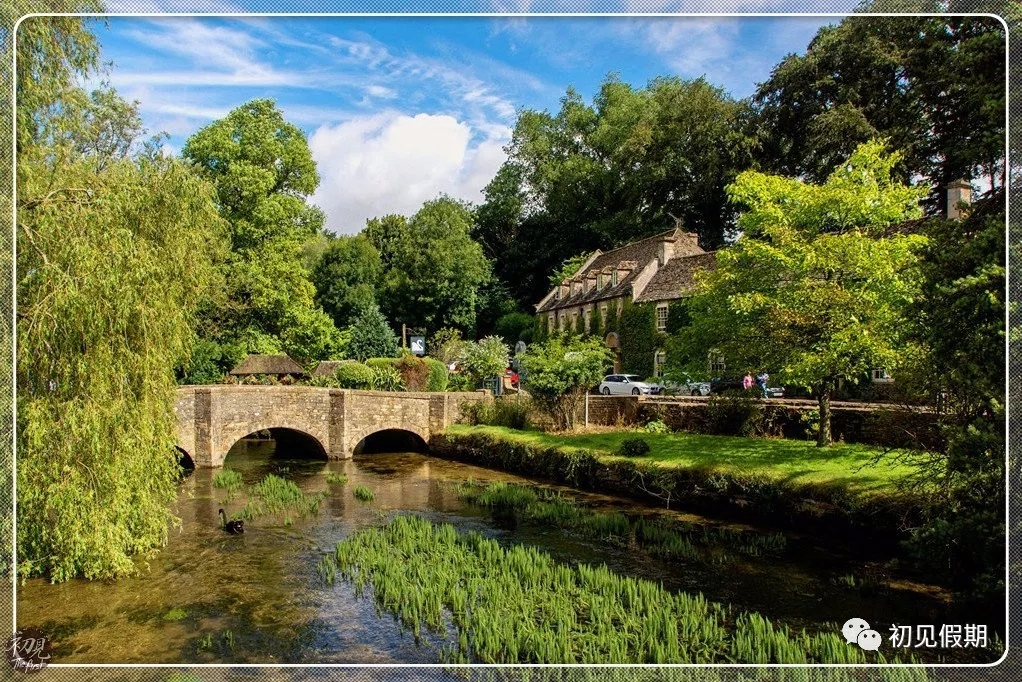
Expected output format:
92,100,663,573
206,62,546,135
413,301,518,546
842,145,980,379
218,424,328,467
352,428,429,455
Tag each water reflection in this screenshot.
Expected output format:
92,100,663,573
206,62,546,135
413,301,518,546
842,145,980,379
16,436,970,663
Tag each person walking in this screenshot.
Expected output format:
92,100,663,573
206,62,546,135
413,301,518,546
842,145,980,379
756,372,769,398
742,373,753,391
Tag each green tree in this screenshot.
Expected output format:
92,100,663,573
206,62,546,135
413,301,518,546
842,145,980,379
753,14,1005,211
459,336,510,388
182,99,343,363
519,336,614,430
347,304,399,361
678,142,927,446
16,8,226,578
494,312,535,345
374,197,490,333
903,190,1005,606
312,234,382,329
429,327,466,366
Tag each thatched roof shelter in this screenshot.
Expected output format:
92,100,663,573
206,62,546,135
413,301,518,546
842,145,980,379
311,360,354,377
229,354,306,377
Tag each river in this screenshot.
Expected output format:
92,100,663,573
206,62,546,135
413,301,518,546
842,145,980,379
15,437,992,664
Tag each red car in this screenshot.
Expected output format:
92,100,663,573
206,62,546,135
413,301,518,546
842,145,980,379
503,368,519,388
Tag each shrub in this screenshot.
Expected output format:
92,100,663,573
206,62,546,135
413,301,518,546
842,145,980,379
460,336,510,388
369,364,404,391
424,357,449,392
347,304,398,361
644,419,670,434
447,372,474,392
333,362,376,390
395,355,430,391
703,392,764,437
494,312,535,344
492,397,532,430
618,438,651,458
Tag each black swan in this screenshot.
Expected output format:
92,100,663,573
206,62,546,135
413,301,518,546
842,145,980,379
218,509,245,535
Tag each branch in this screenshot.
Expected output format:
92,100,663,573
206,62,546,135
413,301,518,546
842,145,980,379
20,187,93,210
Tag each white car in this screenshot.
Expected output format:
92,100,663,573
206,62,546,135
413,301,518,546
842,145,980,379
598,374,655,395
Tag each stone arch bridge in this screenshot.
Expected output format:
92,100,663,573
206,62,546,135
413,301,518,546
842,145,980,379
174,385,488,468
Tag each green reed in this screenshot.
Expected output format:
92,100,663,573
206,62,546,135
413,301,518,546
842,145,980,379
320,514,917,664
212,468,243,502
455,481,785,563
326,472,349,485
353,485,376,502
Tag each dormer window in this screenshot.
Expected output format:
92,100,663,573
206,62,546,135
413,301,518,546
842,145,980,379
597,274,603,289
612,271,618,286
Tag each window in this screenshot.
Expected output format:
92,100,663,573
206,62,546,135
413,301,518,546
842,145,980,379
559,313,567,331
600,304,608,327
709,351,726,374
872,368,893,383
548,314,555,333
584,308,591,332
597,274,603,289
654,351,667,377
612,271,618,286
656,303,669,331
571,310,579,331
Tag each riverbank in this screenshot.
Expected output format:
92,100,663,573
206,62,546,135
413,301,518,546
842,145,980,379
431,426,930,548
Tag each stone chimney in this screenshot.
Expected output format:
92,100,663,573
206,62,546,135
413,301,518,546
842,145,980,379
946,179,972,220
657,236,675,267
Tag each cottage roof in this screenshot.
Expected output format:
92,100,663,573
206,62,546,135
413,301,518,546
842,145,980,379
634,252,717,303
536,227,705,312
311,360,354,377
229,354,306,376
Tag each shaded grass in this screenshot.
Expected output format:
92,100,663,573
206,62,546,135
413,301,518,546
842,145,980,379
318,514,916,664
352,485,375,502
447,425,921,499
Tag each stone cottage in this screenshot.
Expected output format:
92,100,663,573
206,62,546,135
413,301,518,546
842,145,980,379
534,226,715,374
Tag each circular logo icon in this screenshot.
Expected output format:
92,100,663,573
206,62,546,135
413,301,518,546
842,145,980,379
5,628,52,672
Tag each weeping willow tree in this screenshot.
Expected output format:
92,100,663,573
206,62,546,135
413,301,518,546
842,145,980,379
15,11,227,581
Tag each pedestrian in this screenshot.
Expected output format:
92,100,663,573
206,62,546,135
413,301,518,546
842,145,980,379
742,373,753,391
756,372,769,398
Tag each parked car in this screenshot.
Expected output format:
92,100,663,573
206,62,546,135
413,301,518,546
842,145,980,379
598,374,656,395
656,380,711,396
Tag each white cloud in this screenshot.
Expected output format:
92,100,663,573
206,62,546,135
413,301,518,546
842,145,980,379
309,112,510,234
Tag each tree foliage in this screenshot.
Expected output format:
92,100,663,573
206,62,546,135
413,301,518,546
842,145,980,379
371,197,490,334
347,304,399,362
459,336,510,388
182,99,343,365
16,10,227,579
519,336,614,430
312,234,382,329
676,142,927,446
753,14,1006,209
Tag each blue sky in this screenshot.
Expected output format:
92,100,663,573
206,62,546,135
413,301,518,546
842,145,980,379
87,14,840,233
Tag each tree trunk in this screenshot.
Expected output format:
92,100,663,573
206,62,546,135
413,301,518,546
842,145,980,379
817,379,833,447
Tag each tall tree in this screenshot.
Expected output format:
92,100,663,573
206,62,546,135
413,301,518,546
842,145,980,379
372,197,490,335
675,142,927,446
15,11,227,580
312,234,382,329
752,14,1005,211
183,99,344,364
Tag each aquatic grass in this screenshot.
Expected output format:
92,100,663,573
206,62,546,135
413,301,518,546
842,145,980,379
321,514,918,664
456,481,786,562
212,468,243,502
250,473,324,518
353,485,376,502
326,472,349,486
163,607,187,622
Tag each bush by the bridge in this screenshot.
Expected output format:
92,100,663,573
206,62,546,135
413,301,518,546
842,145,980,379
333,362,377,390
424,358,449,392
395,355,431,391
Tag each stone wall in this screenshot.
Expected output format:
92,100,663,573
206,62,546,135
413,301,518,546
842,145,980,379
575,395,942,450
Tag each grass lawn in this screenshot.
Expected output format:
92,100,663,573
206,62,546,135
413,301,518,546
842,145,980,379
446,424,924,498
